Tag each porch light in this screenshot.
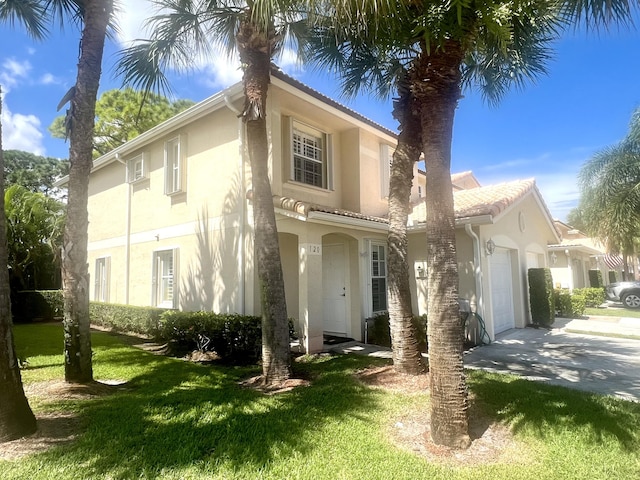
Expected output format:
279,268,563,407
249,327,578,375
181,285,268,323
417,265,425,278
550,252,557,265
485,238,496,256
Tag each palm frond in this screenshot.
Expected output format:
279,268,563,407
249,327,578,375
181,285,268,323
0,0,48,39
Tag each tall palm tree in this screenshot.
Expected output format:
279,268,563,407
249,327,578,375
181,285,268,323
59,0,115,383
314,0,633,448
0,0,50,443
579,112,640,279
117,0,307,384
305,19,427,375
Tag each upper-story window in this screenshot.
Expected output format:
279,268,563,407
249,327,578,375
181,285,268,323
127,153,148,183
380,143,393,199
164,135,185,195
287,118,331,189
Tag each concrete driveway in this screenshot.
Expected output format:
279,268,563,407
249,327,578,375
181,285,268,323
464,318,640,402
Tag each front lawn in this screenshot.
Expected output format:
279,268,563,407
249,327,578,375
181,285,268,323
586,306,640,319
3,323,639,479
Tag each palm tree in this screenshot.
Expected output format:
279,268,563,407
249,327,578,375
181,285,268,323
0,88,38,443
579,111,640,279
116,0,307,384
305,19,427,375
58,0,115,383
314,0,634,448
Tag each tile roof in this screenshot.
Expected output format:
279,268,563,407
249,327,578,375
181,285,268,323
267,194,388,224
409,178,539,223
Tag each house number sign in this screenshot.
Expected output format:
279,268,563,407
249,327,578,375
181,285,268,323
302,243,322,255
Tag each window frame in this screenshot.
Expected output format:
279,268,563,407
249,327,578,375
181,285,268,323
94,256,110,302
127,153,148,183
164,135,185,195
370,242,388,314
287,118,332,190
380,143,393,199
152,248,179,309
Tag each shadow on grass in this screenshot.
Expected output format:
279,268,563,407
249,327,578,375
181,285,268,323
468,370,640,452
32,345,379,478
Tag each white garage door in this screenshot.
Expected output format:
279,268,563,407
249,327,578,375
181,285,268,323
490,249,515,334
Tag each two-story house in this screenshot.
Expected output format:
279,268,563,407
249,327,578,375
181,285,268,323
76,69,560,353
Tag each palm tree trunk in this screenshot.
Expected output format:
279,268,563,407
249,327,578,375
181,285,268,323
62,0,113,383
412,40,470,448
237,14,291,385
0,87,37,443
387,74,426,375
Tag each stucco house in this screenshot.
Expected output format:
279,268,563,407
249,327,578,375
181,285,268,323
76,70,560,353
548,220,622,289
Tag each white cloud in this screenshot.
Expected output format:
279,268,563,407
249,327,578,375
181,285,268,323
0,58,32,92
39,73,60,85
0,98,45,155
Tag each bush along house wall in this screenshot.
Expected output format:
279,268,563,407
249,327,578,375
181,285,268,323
528,268,555,327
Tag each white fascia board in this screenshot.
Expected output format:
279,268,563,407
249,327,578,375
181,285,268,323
54,83,244,187
407,214,494,233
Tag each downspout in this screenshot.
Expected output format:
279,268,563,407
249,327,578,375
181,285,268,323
464,224,485,319
224,94,246,314
115,153,131,304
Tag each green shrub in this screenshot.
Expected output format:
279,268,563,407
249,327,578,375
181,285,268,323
554,289,586,318
528,268,555,326
588,269,603,288
90,302,166,337
366,312,428,352
158,311,263,364
11,290,63,323
573,287,605,307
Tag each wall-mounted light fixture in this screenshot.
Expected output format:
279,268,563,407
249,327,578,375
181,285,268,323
485,238,496,256
417,265,425,278
550,252,557,265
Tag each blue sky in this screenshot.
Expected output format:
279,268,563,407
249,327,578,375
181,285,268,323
1,2,639,222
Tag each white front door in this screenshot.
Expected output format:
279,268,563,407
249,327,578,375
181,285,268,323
322,244,348,335
490,249,515,334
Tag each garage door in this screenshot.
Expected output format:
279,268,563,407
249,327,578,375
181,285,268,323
490,249,515,334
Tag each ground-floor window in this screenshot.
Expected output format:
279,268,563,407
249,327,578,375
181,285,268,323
371,243,387,313
94,257,110,302
153,249,178,308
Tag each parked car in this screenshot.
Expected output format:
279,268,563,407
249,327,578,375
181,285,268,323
605,281,640,308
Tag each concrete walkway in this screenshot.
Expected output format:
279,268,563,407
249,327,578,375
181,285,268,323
329,316,640,402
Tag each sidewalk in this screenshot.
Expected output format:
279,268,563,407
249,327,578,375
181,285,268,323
564,314,640,339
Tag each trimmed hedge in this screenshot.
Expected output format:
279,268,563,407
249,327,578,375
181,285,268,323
157,311,264,363
573,287,606,308
366,312,428,352
528,268,555,327
90,302,166,337
588,269,603,288
11,290,63,323
554,289,586,318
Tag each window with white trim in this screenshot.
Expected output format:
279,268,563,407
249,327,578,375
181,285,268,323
152,249,178,308
94,257,110,302
164,136,185,194
127,153,147,183
380,144,393,198
289,120,330,189
371,243,387,313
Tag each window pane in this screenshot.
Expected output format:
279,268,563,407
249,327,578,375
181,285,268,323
293,127,324,187
372,278,387,312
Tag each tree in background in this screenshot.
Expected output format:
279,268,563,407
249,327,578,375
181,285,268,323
3,150,69,195
49,88,194,157
579,107,640,279
5,185,65,291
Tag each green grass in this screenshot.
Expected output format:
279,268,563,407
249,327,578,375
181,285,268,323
5,323,640,480
585,307,640,319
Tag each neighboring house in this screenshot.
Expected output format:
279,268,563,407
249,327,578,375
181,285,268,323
69,70,560,352
548,220,621,289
